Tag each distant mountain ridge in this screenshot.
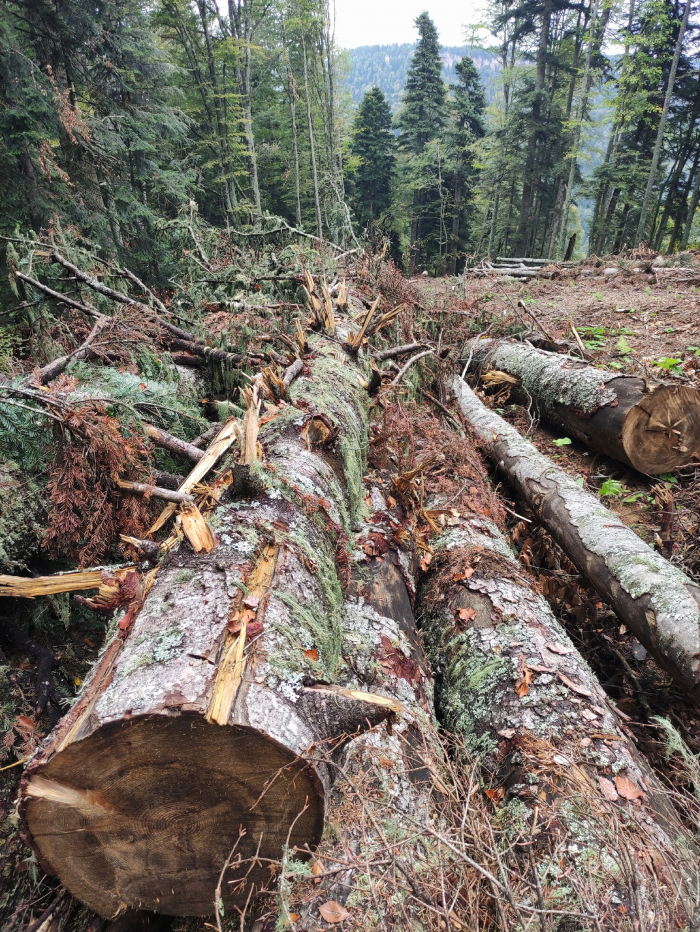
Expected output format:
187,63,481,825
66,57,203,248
344,43,500,112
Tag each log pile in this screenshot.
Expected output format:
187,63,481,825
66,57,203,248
462,337,700,473
466,257,576,279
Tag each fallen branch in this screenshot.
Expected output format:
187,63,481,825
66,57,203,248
143,424,204,463
390,349,434,387
116,479,195,504
282,357,304,388
23,318,109,387
373,342,425,362
452,375,700,700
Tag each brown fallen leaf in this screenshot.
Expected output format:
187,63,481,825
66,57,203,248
546,641,572,655
386,495,397,508
304,648,319,661
288,914,300,923
557,671,593,697
614,775,645,801
485,786,505,803
515,665,533,698
420,550,433,572
319,901,351,924
456,606,477,632
454,568,474,582
498,728,516,739
598,776,619,801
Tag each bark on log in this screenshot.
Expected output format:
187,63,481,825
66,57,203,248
19,333,421,920
463,337,700,473
421,508,699,924
452,376,700,701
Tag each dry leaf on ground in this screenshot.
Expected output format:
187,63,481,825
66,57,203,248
319,900,351,923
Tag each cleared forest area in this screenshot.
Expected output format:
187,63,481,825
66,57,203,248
2,233,700,932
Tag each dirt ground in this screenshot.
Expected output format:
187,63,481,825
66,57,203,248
416,262,700,779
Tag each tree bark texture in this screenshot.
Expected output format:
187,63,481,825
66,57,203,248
20,336,432,918
452,376,700,702
462,338,700,474
421,508,699,924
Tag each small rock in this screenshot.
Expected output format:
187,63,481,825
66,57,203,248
604,267,619,276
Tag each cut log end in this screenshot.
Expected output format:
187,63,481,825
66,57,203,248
622,384,700,473
23,714,324,918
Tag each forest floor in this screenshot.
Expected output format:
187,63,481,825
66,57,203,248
415,261,700,781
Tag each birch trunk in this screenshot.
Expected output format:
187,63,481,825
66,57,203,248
19,333,410,919
463,337,700,474
451,375,700,701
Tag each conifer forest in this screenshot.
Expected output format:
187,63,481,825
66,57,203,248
3,0,700,930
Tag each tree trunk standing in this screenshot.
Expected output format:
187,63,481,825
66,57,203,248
451,376,700,702
195,0,238,213
681,147,700,250
449,173,462,275
228,0,262,217
301,30,323,239
635,0,691,245
554,0,610,260
462,338,700,474
288,69,303,228
421,508,699,925
668,139,700,251
516,0,553,257
20,335,387,918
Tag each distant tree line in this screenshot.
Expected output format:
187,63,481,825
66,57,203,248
0,0,697,282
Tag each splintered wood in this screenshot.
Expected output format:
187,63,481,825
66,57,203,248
206,544,278,725
148,418,238,535
0,566,135,599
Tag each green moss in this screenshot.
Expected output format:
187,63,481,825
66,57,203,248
173,569,195,585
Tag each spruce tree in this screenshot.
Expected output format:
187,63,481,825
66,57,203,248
446,55,485,272
396,12,447,271
349,86,395,228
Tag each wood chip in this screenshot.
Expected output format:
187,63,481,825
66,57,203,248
557,672,593,697
598,776,619,801
546,641,572,655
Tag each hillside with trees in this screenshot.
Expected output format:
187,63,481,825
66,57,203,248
2,2,700,932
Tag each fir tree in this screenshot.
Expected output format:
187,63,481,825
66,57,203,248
395,12,447,271
445,55,485,272
396,12,446,152
349,86,395,228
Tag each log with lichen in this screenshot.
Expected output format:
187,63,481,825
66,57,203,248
421,508,700,925
18,332,433,920
452,375,700,702
462,337,700,474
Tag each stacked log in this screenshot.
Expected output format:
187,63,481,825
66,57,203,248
462,337,700,473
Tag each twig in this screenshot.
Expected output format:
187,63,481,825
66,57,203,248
374,342,425,362
389,349,434,387
421,390,465,435
569,320,588,359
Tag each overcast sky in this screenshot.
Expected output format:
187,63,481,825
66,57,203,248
333,0,489,49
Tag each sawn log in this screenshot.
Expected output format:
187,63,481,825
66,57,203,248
452,376,700,701
19,334,428,919
462,337,700,473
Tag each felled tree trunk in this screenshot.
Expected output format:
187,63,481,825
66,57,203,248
421,507,699,925
20,336,425,920
462,337,700,473
452,376,700,701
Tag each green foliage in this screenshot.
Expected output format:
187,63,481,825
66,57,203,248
348,87,396,228
552,437,572,446
599,478,625,497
